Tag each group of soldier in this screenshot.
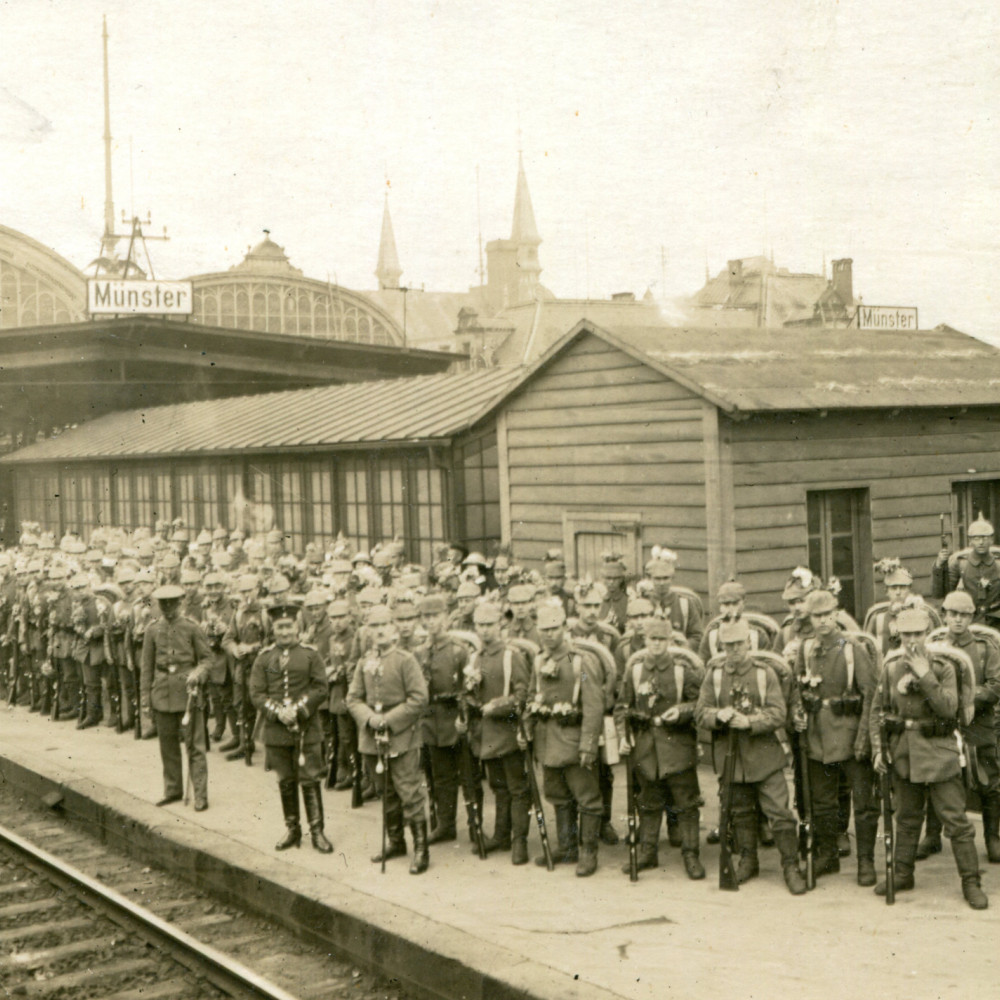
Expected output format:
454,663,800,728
1,512,998,910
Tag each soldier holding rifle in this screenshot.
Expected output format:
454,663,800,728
614,618,706,879
695,619,807,895
869,608,988,909
249,603,333,853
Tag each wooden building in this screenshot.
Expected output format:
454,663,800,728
6,317,1000,619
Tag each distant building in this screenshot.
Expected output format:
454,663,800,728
686,255,857,329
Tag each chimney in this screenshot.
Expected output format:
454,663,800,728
727,259,743,287
831,258,853,305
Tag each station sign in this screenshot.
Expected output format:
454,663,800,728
87,278,193,316
854,305,918,331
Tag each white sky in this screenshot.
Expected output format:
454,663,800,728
1,0,997,340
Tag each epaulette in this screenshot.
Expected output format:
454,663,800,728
259,642,276,653
300,641,317,651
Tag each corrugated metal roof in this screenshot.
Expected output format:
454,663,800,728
1,367,522,464
601,323,1000,412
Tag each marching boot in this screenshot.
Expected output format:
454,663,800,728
428,781,458,844
622,810,661,873
301,783,333,854
600,768,620,846
576,813,601,877
333,743,355,790
981,797,1000,864
275,779,302,850
813,819,841,878
774,828,808,895
409,819,430,875
371,804,408,863
481,787,512,854
679,811,706,880
665,807,682,848
953,839,988,910
537,804,578,865
855,814,879,887
837,771,852,856
510,791,530,865
732,812,760,884
876,816,918,895
915,803,942,859
757,804,775,848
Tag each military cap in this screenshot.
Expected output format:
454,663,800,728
212,527,229,541
236,573,258,593
456,580,481,599
329,559,353,574
372,549,393,569
473,602,502,624
266,574,291,596
170,528,189,543
258,559,276,574
536,604,566,628
968,515,995,537
645,618,672,639
105,538,122,555
203,571,226,587
159,552,181,569
396,571,423,590
717,619,751,643
574,580,607,602
542,551,566,576
329,599,351,617
116,564,137,584
84,548,102,564
304,546,323,565
463,551,488,568
627,596,654,617
367,605,393,626
195,529,213,547
229,529,246,541
645,545,678,569
507,584,536,604
153,584,184,601
69,573,89,589
393,599,420,620
942,591,976,614
27,558,45,574
212,550,233,569
804,589,839,615
14,560,30,575
717,581,746,602
266,528,284,543
20,533,39,547
418,594,448,615
884,566,913,587
302,590,330,608
782,567,816,602
896,608,931,633
48,564,70,581
135,540,155,558
357,586,383,606
180,568,202,584
447,541,470,561
267,603,299,623
601,552,627,576
134,567,157,584
38,532,56,550
352,551,373,565
101,557,117,570
63,539,87,555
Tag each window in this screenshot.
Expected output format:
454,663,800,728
952,479,1000,549
806,489,873,621
453,430,501,554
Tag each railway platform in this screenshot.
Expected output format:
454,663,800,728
1,708,996,1000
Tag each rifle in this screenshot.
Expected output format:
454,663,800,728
624,721,638,883
350,748,364,808
181,690,196,806
51,660,61,722
518,712,553,870
421,745,439,830
375,727,390,874
798,723,815,890
718,725,739,891
940,512,950,551
7,641,18,707
457,703,487,859
879,675,896,905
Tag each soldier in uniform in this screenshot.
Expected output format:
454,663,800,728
870,608,988,909
794,589,879,885
127,568,160,738
69,573,108,728
522,604,605,876
448,580,481,631
325,599,369,795
542,550,576,619
417,594,479,844
222,574,268,763
461,601,532,863
641,548,704,649
613,597,655,678
932,515,1000,630
249,603,333,853
615,617,706,878
140,584,211,811
695,619,808,895
505,583,542,646
346,605,431,874
916,590,1000,863
179,567,204,623
698,580,778,662
598,553,629,633
864,562,940,657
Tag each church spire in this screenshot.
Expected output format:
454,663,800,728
375,193,402,290
510,151,540,245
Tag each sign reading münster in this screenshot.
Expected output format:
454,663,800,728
854,305,918,331
88,279,193,316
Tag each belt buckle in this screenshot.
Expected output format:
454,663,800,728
167,666,176,674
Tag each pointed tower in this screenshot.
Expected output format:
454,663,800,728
375,194,403,290
485,153,543,312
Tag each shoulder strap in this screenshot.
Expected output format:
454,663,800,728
756,667,767,705
713,665,723,701
679,595,689,632
675,663,685,702
632,656,645,696
709,627,719,659
803,636,816,667
572,654,583,707
502,647,512,698
843,639,855,692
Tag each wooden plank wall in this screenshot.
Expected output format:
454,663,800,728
728,408,1000,617
503,333,710,592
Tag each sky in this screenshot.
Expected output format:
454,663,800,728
1,0,998,340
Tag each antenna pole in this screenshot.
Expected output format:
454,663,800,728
102,17,115,255
476,165,484,288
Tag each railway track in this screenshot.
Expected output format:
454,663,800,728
0,787,409,1000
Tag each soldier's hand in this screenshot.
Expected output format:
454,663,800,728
935,547,950,568
579,751,596,769
368,713,386,732
660,706,680,725
716,706,735,725
854,748,868,762
618,737,631,756
873,751,886,774
729,712,750,730
516,731,529,752
454,715,468,735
